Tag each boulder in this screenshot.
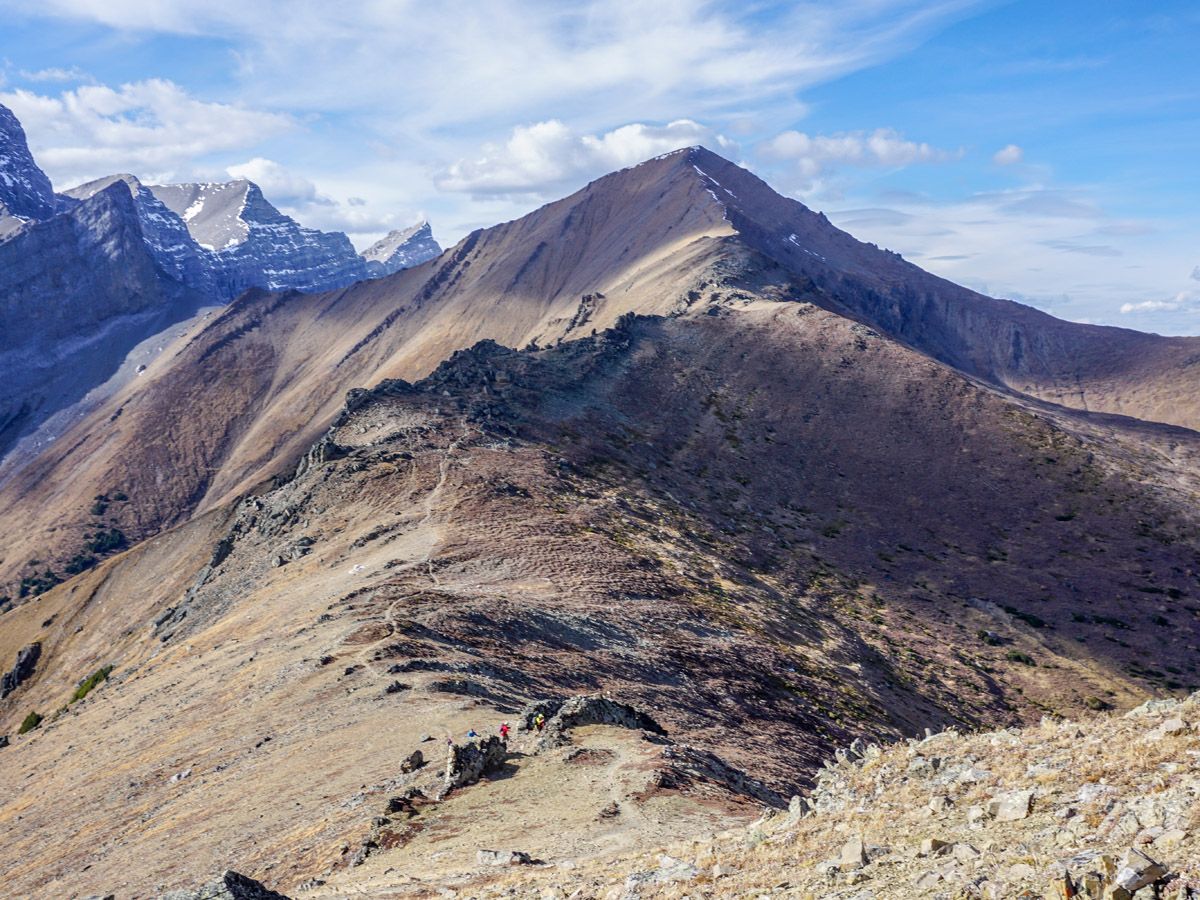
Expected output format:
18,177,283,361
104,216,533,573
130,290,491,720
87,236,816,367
160,870,290,899
1114,848,1168,892
952,842,980,861
839,834,868,871
477,849,534,867
919,837,951,857
442,735,506,793
988,789,1034,822
1147,717,1188,740
400,749,424,773
386,787,426,818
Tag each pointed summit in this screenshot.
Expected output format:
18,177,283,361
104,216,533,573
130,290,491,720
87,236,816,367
361,221,442,276
0,102,57,234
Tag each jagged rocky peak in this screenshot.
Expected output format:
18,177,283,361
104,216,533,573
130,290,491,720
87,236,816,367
0,102,57,235
361,220,441,276
147,178,368,297
63,174,214,293
148,179,260,252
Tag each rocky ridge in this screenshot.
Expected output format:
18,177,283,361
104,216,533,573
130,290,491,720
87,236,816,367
473,693,1200,898
0,180,206,458
64,174,216,295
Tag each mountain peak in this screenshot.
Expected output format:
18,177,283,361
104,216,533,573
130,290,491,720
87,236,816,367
0,102,57,230
361,220,442,276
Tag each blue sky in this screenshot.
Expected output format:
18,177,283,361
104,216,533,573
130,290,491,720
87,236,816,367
1,0,1197,333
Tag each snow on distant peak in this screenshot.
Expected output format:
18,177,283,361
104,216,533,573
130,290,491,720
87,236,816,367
361,220,441,277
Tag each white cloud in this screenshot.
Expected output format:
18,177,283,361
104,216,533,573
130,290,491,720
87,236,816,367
1119,291,1200,315
11,2,979,128
758,128,957,190
993,143,1023,165
226,157,330,208
18,66,92,83
0,79,294,188
1191,265,1200,281
2,1,989,242
437,119,734,197
224,157,417,238
821,184,1198,333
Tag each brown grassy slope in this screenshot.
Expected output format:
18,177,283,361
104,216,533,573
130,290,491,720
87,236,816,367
2,303,1197,895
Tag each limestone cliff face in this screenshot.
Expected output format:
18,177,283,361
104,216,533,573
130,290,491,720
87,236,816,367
0,182,204,456
149,180,370,299
64,174,217,296
0,103,56,236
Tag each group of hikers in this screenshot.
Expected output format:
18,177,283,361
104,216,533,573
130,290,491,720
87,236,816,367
459,712,545,746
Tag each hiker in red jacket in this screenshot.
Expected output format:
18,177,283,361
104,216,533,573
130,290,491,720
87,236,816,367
499,722,511,743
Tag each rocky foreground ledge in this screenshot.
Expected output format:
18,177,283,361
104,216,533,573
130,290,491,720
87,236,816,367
149,693,1198,899
472,692,1200,899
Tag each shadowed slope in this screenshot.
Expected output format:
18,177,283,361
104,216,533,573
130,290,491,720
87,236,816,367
682,147,1200,431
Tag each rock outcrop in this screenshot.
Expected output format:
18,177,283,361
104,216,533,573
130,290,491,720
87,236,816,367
0,179,206,459
441,735,507,795
520,695,667,750
64,174,215,295
0,102,56,235
159,870,290,900
0,641,40,699
148,180,368,299
459,692,1200,899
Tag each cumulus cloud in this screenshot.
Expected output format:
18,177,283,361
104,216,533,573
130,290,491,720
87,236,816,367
1192,265,1200,281
0,78,294,188
993,143,1023,165
437,119,735,197
761,128,953,167
226,157,331,208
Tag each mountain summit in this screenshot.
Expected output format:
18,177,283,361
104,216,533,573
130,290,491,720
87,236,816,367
361,220,441,276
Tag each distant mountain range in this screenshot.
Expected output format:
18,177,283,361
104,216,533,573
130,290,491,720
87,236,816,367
0,101,441,460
